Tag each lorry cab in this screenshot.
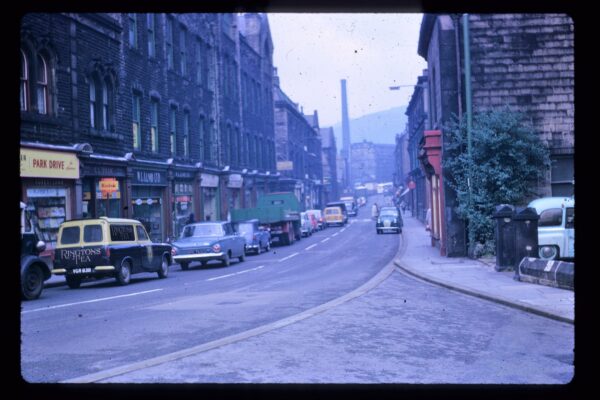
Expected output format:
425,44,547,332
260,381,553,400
528,197,574,260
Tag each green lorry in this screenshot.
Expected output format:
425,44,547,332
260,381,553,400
230,192,302,246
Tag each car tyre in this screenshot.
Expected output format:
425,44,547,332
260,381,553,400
116,259,131,285
157,255,169,279
222,252,230,267
22,264,44,300
66,275,81,289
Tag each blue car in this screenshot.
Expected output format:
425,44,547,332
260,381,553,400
233,219,272,255
171,221,246,270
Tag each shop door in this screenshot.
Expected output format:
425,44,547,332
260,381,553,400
132,198,163,243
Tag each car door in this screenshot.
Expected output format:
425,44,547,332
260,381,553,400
226,222,243,257
135,224,156,270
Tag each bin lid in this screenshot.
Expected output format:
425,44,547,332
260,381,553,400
492,204,514,218
512,206,540,221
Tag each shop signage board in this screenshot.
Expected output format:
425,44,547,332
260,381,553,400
277,161,293,171
227,174,244,188
20,148,79,179
200,173,219,188
132,169,166,185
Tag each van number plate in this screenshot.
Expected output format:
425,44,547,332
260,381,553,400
72,268,92,274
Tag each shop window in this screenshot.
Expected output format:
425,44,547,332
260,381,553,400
60,227,80,245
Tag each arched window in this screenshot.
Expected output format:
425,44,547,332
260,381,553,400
20,50,29,111
89,72,115,131
102,79,109,129
89,78,96,128
36,53,49,115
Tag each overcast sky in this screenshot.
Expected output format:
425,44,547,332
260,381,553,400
267,13,427,127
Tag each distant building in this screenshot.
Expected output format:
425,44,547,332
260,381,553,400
350,141,395,185
320,127,339,203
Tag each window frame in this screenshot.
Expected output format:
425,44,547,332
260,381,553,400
36,53,49,115
20,49,29,111
128,13,138,49
150,99,159,153
147,14,156,58
132,93,142,150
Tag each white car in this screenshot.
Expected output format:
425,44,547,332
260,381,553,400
528,197,574,260
299,212,312,237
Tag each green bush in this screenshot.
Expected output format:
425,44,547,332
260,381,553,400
443,108,551,256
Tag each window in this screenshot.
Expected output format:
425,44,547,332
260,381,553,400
198,117,205,161
565,208,574,229
539,208,563,227
136,225,149,241
150,100,159,153
183,111,189,157
195,40,203,85
36,54,49,115
20,50,29,111
132,93,141,150
180,28,187,76
83,225,103,243
128,13,138,48
147,14,156,57
166,17,174,70
110,224,136,242
60,227,80,245
89,74,114,131
170,107,177,155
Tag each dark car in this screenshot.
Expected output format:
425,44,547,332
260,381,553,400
233,219,271,255
20,202,52,300
376,206,403,234
171,221,246,269
52,217,172,288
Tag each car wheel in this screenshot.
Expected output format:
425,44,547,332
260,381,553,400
222,252,230,267
539,245,559,260
116,259,131,285
157,255,169,279
22,264,44,300
180,262,189,271
66,275,81,289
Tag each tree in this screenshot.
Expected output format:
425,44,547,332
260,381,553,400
443,108,551,256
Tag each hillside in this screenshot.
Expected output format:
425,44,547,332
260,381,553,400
331,106,407,146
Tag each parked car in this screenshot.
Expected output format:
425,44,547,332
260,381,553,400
171,221,246,269
52,217,172,288
233,219,271,255
306,209,325,230
528,197,574,260
326,201,348,224
300,212,313,237
324,206,345,227
20,202,52,300
376,206,403,234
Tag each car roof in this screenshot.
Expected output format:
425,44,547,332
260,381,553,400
60,217,142,226
528,197,574,212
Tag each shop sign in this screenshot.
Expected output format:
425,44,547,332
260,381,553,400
200,173,219,188
227,174,243,188
277,161,293,171
82,165,126,177
26,188,67,198
100,178,119,193
132,169,166,185
174,170,195,180
20,148,79,179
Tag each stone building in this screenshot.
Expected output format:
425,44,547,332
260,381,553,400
417,13,574,256
319,127,339,204
20,13,278,249
273,70,323,209
350,141,395,186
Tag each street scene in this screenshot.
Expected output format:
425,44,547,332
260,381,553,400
20,12,574,391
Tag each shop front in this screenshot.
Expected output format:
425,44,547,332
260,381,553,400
131,168,167,243
20,147,80,255
80,163,127,219
226,173,244,220
200,173,220,222
172,170,197,237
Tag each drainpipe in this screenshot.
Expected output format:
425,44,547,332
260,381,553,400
462,13,474,254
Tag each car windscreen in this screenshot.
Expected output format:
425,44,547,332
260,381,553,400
236,223,254,239
380,210,398,217
183,224,224,237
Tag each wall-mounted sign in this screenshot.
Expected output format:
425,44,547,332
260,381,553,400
20,148,79,179
100,178,119,194
132,169,166,185
200,173,219,188
227,174,243,188
277,161,293,171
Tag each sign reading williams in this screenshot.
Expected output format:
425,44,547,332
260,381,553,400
132,169,166,185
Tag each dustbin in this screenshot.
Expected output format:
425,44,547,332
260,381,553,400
492,204,515,271
512,206,539,277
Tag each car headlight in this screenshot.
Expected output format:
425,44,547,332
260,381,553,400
171,247,177,256
212,243,222,253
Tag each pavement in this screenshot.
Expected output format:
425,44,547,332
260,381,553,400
43,214,574,324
